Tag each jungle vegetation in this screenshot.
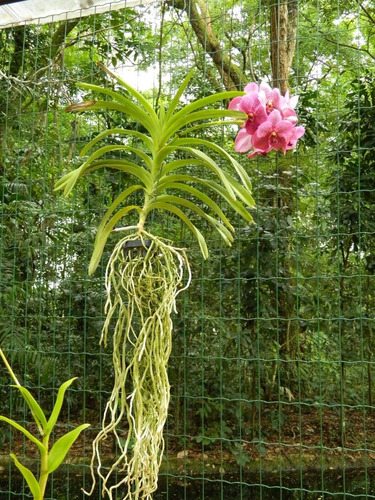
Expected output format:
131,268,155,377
0,0,374,467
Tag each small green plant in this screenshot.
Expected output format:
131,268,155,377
0,347,90,500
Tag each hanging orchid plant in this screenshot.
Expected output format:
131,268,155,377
55,63,255,500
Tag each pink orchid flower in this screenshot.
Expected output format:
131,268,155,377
238,94,268,135
258,84,297,121
252,109,294,154
264,88,284,115
278,89,299,124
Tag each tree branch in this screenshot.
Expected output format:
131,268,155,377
359,3,375,25
320,34,375,61
171,0,243,90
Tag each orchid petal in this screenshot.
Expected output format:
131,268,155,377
255,120,273,138
259,82,272,97
229,96,243,110
257,90,267,107
294,125,305,139
275,120,294,135
252,131,271,151
234,129,253,153
281,108,298,124
248,146,271,158
244,82,259,94
267,109,282,127
239,94,261,114
286,126,305,149
255,104,268,123
289,95,299,109
270,135,288,153
270,88,283,110
245,120,258,136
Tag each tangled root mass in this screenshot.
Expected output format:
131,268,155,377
84,231,190,500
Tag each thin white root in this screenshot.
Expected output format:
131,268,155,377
83,231,190,500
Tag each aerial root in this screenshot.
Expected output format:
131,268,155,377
83,231,190,500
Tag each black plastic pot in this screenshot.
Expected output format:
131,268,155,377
122,239,152,258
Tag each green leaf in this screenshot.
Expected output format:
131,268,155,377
55,159,152,196
222,171,256,208
172,90,245,119
79,143,153,171
160,158,206,176
47,424,90,474
122,146,153,169
156,194,234,241
0,416,46,454
157,181,234,230
96,62,158,121
150,201,208,258
89,206,141,275
76,81,152,117
186,175,252,219
164,69,195,121
156,174,254,223
84,160,152,190
163,109,244,143
96,185,144,237
153,145,179,167
45,378,77,434
179,119,245,135
175,147,236,200
67,99,157,139
10,454,41,499
158,102,166,123
203,178,255,222
81,144,138,170
176,137,253,193
205,213,234,245
54,167,83,196
13,386,47,432
79,128,154,158
157,194,234,245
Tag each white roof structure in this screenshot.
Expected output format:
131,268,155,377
0,0,155,29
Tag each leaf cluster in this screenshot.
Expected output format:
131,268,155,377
55,63,255,274
0,377,89,499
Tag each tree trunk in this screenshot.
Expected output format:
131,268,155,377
269,0,298,94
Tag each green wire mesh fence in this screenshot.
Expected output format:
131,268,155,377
1,0,375,498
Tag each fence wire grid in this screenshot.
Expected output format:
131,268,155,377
0,0,375,499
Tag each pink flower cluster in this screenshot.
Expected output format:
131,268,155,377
229,82,305,158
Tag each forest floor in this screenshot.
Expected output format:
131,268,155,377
1,406,375,476
164,405,375,476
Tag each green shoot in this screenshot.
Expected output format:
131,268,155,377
0,347,90,500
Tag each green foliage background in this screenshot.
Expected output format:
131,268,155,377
0,0,375,497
